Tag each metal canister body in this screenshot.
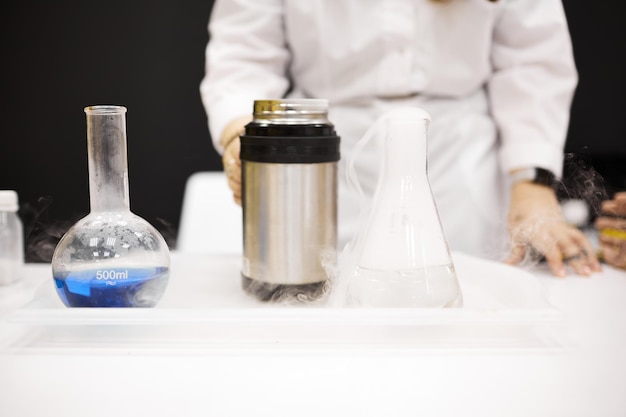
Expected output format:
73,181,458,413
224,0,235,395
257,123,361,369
240,99,340,302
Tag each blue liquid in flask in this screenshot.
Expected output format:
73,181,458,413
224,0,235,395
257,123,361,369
53,267,169,307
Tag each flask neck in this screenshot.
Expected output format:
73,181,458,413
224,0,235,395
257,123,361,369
85,106,130,212
381,120,428,187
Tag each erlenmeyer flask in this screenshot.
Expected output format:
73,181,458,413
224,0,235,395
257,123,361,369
51,105,170,307
344,107,462,308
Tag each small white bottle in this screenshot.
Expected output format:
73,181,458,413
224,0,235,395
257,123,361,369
0,190,24,285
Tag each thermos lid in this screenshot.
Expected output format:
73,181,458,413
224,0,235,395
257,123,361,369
253,99,329,124
0,190,19,212
242,99,340,163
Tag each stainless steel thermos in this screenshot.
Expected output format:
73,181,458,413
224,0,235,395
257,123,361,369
240,99,340,302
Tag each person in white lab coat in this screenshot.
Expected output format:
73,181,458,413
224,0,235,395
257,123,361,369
200,0,602,277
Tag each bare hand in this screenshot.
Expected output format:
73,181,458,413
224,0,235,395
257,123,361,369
505,182,602,277
594,192,626,269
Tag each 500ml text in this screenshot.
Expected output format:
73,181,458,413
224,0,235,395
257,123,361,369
95,270,129,280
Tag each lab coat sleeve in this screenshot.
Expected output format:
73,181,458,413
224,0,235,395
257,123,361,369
199,0,291,154
488,0,578,177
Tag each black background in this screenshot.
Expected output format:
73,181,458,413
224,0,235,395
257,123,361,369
1,1,624,261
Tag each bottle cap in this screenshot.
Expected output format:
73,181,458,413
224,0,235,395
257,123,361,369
0,190,19,212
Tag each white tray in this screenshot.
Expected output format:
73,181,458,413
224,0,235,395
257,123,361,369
4,252,565,352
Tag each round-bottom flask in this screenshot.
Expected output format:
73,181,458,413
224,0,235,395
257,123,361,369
51,106,170,307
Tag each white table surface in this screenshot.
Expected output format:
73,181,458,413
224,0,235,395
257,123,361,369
1,251,625,417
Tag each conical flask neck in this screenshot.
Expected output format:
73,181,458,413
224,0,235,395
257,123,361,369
379,118,428,195
360,113,452,269
85,106,130,212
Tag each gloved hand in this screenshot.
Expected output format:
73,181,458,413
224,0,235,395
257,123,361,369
220,115,252,206
594,192,626,270
505,181,602,277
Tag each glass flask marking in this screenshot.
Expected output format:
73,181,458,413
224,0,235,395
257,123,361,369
53,267,169,307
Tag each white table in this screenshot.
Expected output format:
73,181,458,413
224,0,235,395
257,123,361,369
1,252,625,417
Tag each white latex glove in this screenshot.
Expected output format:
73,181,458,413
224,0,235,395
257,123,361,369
505,181,602,277
220,115,252,206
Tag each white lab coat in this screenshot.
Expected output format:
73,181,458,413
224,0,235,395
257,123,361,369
200,0,578,259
